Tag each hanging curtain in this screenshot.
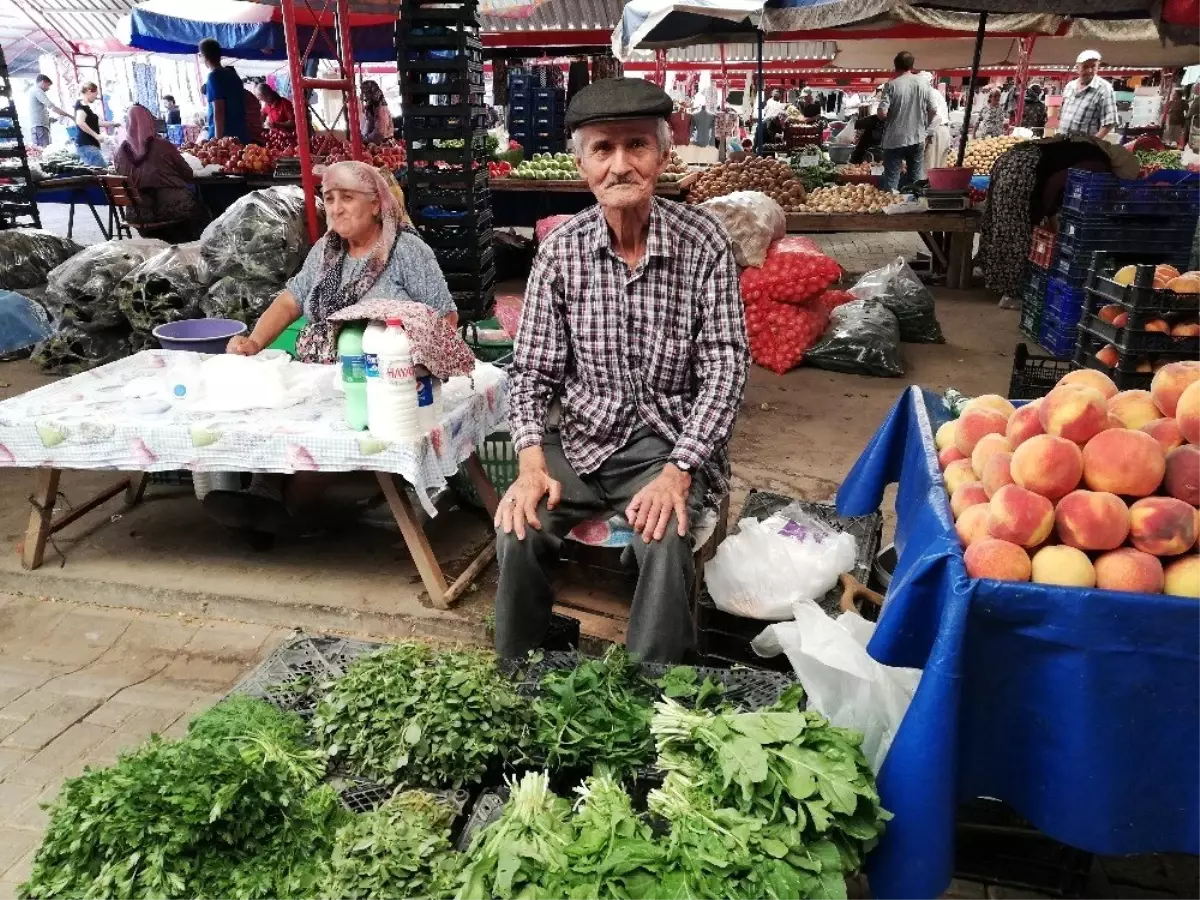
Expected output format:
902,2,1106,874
132,62,160,117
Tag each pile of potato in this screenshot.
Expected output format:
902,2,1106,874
658,151,689,183
949,135,1025,173
836,162,874,176
685,157,807,211
799,183,899,213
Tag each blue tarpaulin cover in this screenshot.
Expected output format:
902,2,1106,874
836,386,1199,899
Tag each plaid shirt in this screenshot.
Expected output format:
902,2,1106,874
509,197,748,493
1059,77,1118,137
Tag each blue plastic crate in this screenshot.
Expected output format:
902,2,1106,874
1062,168,1200,218
1039,315,1079,358
508,73,535,93
1043,277,1084,322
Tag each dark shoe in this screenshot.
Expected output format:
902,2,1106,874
203,490,292,535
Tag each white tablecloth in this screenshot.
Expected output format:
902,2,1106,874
0,351,509,516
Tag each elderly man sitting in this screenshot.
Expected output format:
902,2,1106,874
494,78,749,664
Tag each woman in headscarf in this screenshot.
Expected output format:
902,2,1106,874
974,88,1008,139
113,103,205,240
211,161,457,534
360,80,394,143
1021,84,1048,132
228,160,454,363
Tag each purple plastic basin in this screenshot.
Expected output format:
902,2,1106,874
152,318,247,354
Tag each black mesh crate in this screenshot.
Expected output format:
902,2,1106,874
420,219,493,251
406,131,491,166
406,166,488,193
435,242,494,273
456,788,507,850
1079,310,1199,355
1008,342,1075,401
1073,325,1167,392
1086,255,1200,314
1020,267,1047,341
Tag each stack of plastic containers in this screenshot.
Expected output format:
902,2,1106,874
507,71,566,157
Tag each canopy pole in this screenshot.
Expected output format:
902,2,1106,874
1013,35,1034,128
719,42,727,162
754,29,764,154
956,10,987,167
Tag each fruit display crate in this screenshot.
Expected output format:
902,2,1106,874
1061,167,1200,219
1028,226,1056,269
398,29,483,53
452,284,496,322
410,183,490,213
1073,325,1185,391
1007,342,1076,401
1020,267,1048,341
1041,277,1085,324
1038,313,1079,358
400,67,484,97
1049,241,1191,288
434,241,494,273
0,45,39,231
1079,309,1199,355
406,165,488,193
406,131,490,166
1086,258,1200,314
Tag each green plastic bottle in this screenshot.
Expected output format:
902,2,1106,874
337,324,368,431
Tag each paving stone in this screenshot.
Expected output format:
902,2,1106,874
87,707,181,762
0,848,36,888
107,681,210,711
0,782,40,827
0,829,37,879
82,700,143,729
8,723,111,789
985,886,1051,899
1,696,101,753
20,613,129,667
9,784,58,832
183,621,277,658
0,749,32,779
0,878,20,899
0,689,66,725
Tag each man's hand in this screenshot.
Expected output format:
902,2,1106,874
496,449,561,540
227,335,261,356
626,463,691,543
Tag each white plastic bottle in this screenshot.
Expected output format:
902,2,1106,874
361,320,388,423
368,318,421,442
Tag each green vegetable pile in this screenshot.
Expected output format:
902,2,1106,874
790,153,838,192
1135,149,1184,171
314,644,527,787
20,696,347,900
320,790,460,900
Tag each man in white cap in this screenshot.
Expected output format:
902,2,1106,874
1058,49,1118,139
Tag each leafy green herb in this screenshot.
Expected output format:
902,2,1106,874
20,696,343,900
321,790,460,899
314,644,527,787
657,665,727,708
456,772,573,900
527,646,655,774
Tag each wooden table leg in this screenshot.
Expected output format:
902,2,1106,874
126,473,150,506
918,231,949,273
463,453,500,517
377,471,450,608
947,232,974,289
23,468,61,571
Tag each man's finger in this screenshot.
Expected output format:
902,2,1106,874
547,478,562,510
650,502,672,542
626,493,644,531
497,498,511,533
642,497,665,542
522,494,542,532
675,493,689,537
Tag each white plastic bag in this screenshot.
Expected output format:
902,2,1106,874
751,599,920,772
704,506,857,620
699,190,786,268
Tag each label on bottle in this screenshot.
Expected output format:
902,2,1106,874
384,360,415,382
341,354,366,384
415,374,434,407
364,352,379,378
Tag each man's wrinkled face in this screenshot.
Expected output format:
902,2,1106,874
575,119,668,212
1078,59,1098,84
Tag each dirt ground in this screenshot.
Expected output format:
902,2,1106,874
0,285,1023,639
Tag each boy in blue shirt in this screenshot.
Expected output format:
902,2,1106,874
199,38,247,141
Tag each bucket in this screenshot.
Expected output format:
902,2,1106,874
828,144,854,165
153,318,246,354
927,167,975,191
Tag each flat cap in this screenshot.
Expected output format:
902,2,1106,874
565,77,674,132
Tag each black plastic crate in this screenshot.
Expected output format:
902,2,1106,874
1079,311,1199,355
229,634,387,717
335,776,472,819
1074,326,1157,391
691,624,795,674
456,788,507,850
1086,256,1200,315
1020,268,1048,341
435,242,494,273
1038,313,1079,358
1008,342,1075,400
407,132,490,166
1061,168,1200,219
406,165,488,194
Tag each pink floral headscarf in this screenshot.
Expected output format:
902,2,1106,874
121,103,158,165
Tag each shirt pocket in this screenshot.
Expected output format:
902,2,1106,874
645,335,693,396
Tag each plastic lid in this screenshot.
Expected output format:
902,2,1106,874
384,317,404,327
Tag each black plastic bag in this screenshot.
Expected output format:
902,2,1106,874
199,186,313,285
849,256,945,344
43,239,168,332
804,300,905,378
31,323,135,375
201,277,280,325
116,243,209,334
0,230,83,290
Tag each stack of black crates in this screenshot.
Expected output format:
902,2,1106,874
507,71,566,157
1019,167,1197,359
396,0,494,321
0,45,41,230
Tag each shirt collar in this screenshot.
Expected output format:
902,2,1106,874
589,196,671,260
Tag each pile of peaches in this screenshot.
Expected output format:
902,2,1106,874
938,361,1199,597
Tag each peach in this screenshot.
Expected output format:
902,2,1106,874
1129,497,1199,556
1136,360,1154,373
964,394,1017,418
939,445,967,470
1054,490,1131,551
955,406,1010,456
951,483,990,519
1096,345,1120,367
1177,381,1200,445
1112,311,1129,328
1141,417,1184,454
1093,548,1165,594
1082,429,1166,497
964,538,1031,582
1107,390,1163,430
1145,318,1169,333
1164,445,1200,506
1039,385,1108,445
1164,556,1200,599
971,433,1012,477
1171,322,1200,338
935,420,958,451
1098,304,1123,324
1006,402,1044,448
1057,369,1118,400
986,484,1055,548
944,458,980,495
1031,545,1096,588
981,451,1015,498
1010,434,1083,501
955,504,992,548
1150,361,1200,418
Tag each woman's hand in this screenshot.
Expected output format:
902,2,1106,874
227,335,261,356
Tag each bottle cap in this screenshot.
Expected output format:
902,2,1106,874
384,317,403,327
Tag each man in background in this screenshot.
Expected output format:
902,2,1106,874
26,74,70,147
1058,49,1118,139
163,94,182,126
199,38,247,141
877,51,938,191
761,88,786,122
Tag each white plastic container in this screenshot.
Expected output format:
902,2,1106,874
367,318,421,442
361,319,387,415
414,367,442,433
